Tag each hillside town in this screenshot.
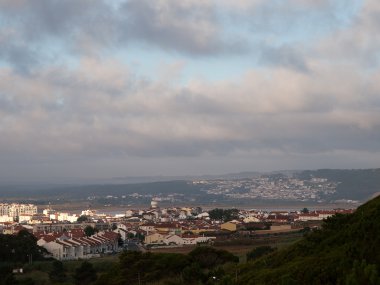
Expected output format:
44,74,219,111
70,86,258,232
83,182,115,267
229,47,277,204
0,201,355,261
195,176,339,202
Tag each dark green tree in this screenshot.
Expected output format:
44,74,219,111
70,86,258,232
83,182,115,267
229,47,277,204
188,246,238,269
0,264,15,285
301,208,309,214
208,208,239,222
74,261,97,285
49,260,67,283
0,230,46,263
345,260,379,285
246,246,276,262
77,215,90,223
181,263,205,283
84,226,98,237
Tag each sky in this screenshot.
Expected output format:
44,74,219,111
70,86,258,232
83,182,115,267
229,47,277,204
0,0,380,182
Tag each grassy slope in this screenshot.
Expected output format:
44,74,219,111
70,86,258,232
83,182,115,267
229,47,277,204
238,195,380,284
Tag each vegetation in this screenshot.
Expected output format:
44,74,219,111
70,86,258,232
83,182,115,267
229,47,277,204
0,230,46,263
83,226,98,237
235,194,380,284
246,246,276,262
77,215,90,223
49,260,67,283
95,246,239,285
208,208,239,222
74,261,97,285
2,195,380,284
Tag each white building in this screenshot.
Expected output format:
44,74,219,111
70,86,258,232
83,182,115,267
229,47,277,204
0,215,14,223
38,231,120,260
0,203,37,219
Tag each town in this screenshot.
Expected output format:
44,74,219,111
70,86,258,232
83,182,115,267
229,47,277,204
0,200,355,261
195,175,339,202
75,175,356,211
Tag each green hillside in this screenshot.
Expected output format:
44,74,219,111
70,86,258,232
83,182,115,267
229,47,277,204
237,195,380,285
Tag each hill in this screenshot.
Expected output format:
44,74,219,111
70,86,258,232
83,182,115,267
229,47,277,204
0,180,201,199
296,168,380,201
237,194,380,284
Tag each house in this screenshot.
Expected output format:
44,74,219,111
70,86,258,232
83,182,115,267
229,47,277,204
145,232,165,244
37,231,120,260
296,213,321,221
243,216,261,223
163,234,184,245
221,220,242,232
161,233,215,246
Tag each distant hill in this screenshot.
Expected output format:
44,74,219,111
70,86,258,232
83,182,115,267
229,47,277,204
237,194,380,284
1,168,379,202
295,168,380,201
0,180,201,199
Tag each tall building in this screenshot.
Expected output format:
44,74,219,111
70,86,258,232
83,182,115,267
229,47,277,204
0,203,38,218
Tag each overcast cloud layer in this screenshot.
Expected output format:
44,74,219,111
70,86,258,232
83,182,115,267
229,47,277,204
0,0,379,181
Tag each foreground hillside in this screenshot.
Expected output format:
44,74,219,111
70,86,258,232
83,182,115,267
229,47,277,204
237,195,380,285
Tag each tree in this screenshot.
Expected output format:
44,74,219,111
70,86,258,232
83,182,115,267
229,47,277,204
77,215,90,223
246,246,276,261
208,208,239,222
301,208,309,214
0,230,47,263
49,260,67,283
345,260,379,285
188,246,238,269
181,263,205,283
84,226,98,237
74,261,97,285
0,264,15,285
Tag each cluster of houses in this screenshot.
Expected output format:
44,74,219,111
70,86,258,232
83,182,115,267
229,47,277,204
0,199,356,260
36,230,120,260
116,221,217,247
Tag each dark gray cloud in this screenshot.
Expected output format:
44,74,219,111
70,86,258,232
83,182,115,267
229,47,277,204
0,0,244,69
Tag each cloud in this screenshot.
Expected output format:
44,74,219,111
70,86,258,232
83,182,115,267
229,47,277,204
316,0,380,68
119,0,229,55
0,0,246,66
1,54,379,164
257,44,309,72
0,0,379,178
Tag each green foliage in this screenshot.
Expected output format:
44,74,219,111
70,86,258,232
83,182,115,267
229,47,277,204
235,195,380,284
188,246,239,269
49,260,67,283
345,260,379,285
300,208,309,214
95,247,239,285
77,215,90,223
246,246,276,262
116,251,190,284
208,208,239,222
83,226,98,237
181,263,205,283
0,264,14,285
74,261,97,285
0,230,46,263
